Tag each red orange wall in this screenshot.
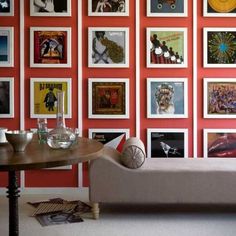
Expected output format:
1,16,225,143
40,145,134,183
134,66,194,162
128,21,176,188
0,0,233,189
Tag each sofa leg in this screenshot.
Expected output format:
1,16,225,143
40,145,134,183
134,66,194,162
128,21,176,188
92,203,99,220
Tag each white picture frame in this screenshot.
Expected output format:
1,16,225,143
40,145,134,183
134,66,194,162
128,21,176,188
0,0,14,16
88,128,130,151
203,0,236,17
0,27,14,67
0,77,14,118
203,129,236,158
88,78,129,119
204,28,236,68
30,78,72,119
147,78,188,118
88,0,129,16
204,78,236,118
147,0,188,17
30,0,71,17
88,27,129,68
147,128,188,158
147,27,188,68
30,27,71,68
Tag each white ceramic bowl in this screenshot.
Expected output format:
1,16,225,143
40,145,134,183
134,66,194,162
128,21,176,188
5,130,33,152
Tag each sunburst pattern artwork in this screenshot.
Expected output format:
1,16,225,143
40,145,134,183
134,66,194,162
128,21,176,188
207,31,236,64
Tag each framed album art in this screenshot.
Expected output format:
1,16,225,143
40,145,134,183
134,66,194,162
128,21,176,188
203,0,236,17
88,128,130,152
0,27,14,67
147,78,188,118
30,27,71,68
0,77,14,118
204,28,236,68
30,78,72,118
0,0,14,16
147,27,187,68
147,128,188,158
30,0,71,17
204,78,236,118
204,129,236,158
147,0,187,17
88,0,129,16
88,27,129,68
88,78,129,119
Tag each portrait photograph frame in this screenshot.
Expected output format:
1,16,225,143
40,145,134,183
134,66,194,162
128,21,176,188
147,128,188,158
204,28,236,68
30,27,71,68
147,78,188,119
0,27,14,67
147,27,188,68
30,78,72,119
88,0,129,16
30,0,71,17
204,78,236,118
147,0,188,17
88,78,129,119
0,0,14,16
88,128,130,152
0,77,14,118
203,129,236,158
203,0,236,17
88,27,129,68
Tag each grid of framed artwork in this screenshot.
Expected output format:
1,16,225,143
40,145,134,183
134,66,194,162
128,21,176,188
1,0,236,189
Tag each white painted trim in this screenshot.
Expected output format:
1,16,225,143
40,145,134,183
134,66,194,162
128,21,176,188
136,0,140,138
20,0,25,190
78,0,83,136
78,163,83,188
193,0,197,158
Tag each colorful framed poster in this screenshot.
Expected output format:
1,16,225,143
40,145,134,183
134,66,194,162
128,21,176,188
147,128,188,158
147,78,188,118
88,0,129,16
88,27,129,68
30,27,71,68
147,0,187,17
0,0,14,16
30,78,72,118
88,128,130,152
88,78,129,119
204,129,236,158
0,27,14,67
0,77,14,118
204,0,236,17
204,28,236,68
30,0,71,17
204,78,236,118
147,27,187,68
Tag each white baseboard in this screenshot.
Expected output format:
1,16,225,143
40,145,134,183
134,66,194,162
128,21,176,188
0,187,89,196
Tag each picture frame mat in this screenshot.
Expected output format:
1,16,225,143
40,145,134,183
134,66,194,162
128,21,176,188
30,78,72,119
0,0,14,16
147,128,188,158
88,78,130,119
147,77,188,118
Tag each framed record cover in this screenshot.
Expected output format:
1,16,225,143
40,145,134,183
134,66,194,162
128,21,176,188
88,128,130,152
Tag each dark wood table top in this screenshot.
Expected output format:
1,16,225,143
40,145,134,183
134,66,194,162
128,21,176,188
0,137,103,171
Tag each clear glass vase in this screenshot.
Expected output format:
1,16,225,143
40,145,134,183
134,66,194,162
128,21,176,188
47,91,76,149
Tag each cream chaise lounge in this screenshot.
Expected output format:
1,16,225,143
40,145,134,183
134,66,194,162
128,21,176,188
89,146,236,219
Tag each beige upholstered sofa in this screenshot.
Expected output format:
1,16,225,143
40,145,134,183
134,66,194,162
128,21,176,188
89,146,236,219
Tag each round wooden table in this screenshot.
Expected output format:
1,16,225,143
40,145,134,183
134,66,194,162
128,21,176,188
0,137,103,236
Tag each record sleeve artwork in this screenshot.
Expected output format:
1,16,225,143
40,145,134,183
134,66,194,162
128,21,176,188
208,0,236,13
34,30,68,65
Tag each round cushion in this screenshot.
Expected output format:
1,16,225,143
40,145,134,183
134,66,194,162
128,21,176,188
121,137,146,169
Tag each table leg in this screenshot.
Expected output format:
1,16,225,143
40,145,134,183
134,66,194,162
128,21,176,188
7,171,20,236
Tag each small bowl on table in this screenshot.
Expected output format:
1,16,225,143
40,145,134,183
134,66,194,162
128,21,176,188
5,130,33,152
